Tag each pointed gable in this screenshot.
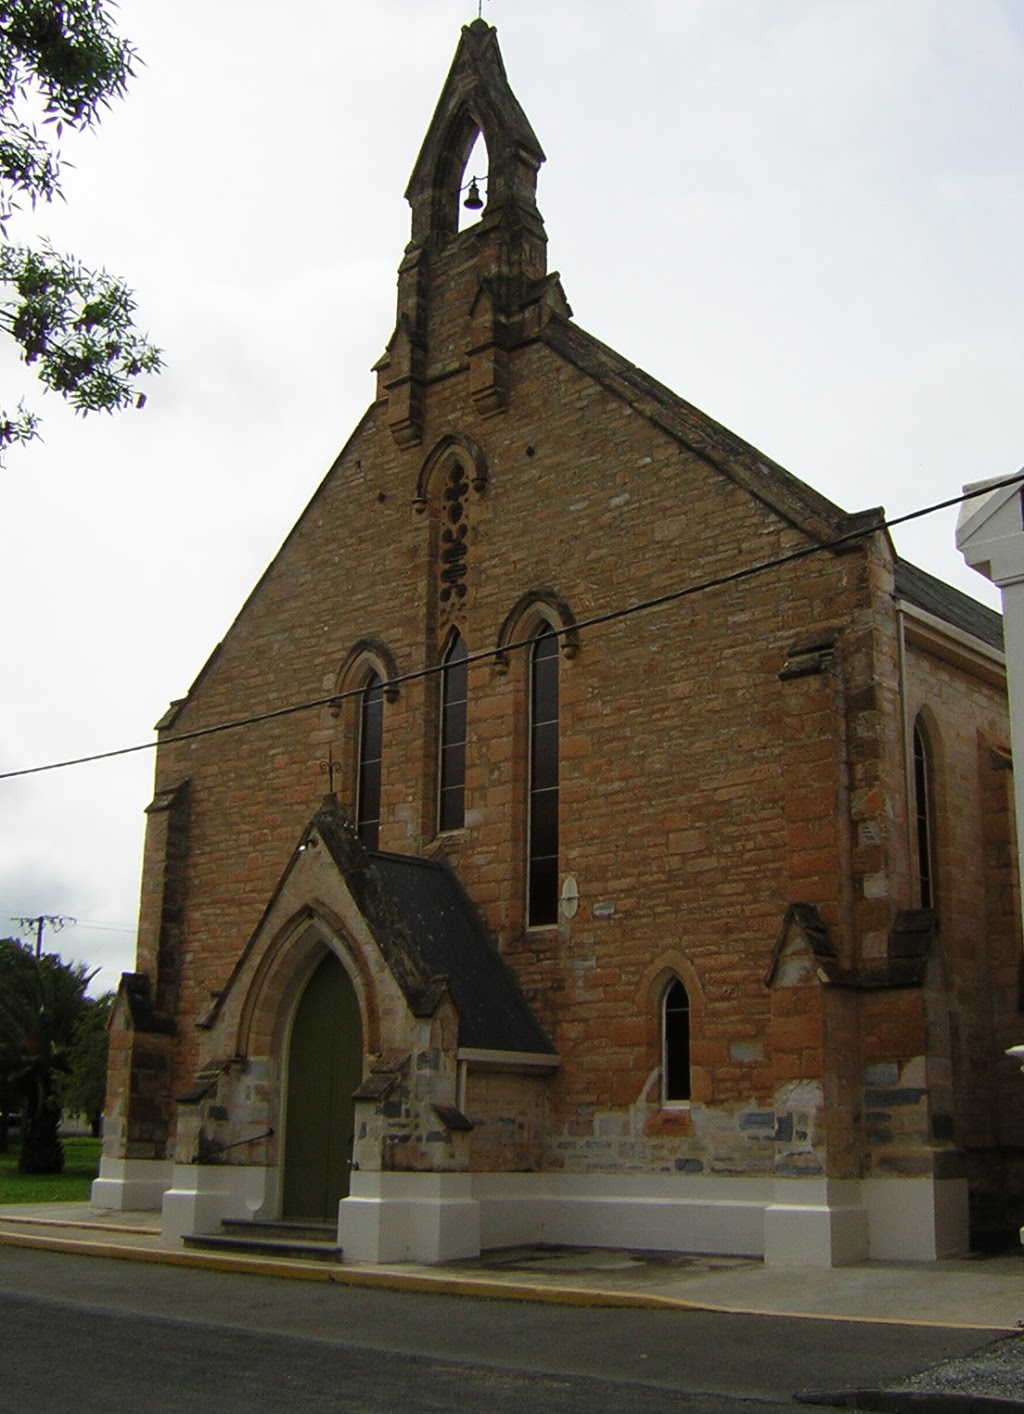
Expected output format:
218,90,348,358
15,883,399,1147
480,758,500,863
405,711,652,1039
199,796,551,1057
405,18,546,246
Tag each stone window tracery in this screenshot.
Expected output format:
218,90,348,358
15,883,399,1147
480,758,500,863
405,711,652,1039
438,458,470,628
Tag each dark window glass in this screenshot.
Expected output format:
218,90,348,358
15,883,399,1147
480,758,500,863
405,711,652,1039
531,722,559,790
440,744,466,789
357,672,383,850
362,692,383,762
913,720,935,912
532,660,559,726
443,699,467,746
528,857,559,928
439,634,468,832
530,789,558,858
664,979,691,1102
528,626,559,926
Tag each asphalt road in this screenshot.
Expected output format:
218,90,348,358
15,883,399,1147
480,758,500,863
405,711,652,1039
0,1248,1005,1413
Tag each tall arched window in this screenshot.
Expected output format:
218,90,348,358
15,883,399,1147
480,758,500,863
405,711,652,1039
439,632,468,832
663,978,691,1103
357,672,383,850
528,624,559,926
913,717,936,911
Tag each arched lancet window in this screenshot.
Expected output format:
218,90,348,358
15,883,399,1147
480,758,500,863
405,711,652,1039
439,632,468,832
357,672,383,850
663,978,691,1103
528,624,559,926
913,717,937,912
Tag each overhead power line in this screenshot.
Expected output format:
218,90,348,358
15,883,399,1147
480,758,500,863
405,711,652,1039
13,913,76,958
1,472,1020,785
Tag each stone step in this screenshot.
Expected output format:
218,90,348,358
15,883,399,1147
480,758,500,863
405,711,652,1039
220,1217,338,1244
183,1223,342,1263
182,1232,343,1263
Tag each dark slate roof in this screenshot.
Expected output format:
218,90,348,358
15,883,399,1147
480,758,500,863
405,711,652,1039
894,560,1004,653
371,851,554,1055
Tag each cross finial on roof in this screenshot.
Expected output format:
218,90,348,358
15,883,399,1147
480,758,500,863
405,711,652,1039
319,747,341,795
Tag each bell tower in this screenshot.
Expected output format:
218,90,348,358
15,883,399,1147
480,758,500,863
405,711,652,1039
404,19,546,250
376,21,570,445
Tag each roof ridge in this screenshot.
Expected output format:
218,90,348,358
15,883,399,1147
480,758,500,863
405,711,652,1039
541,315,848,544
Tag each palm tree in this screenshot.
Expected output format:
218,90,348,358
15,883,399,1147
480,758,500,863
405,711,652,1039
0,939,29,1153
0,939,93,1173
58,991,114,1138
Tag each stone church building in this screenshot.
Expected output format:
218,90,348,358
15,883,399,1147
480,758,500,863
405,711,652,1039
93,21,1023,1264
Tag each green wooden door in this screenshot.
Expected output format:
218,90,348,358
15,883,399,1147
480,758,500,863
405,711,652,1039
282,952,362,1220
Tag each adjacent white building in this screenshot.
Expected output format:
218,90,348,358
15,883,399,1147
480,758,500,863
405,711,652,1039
957,471,1024,1243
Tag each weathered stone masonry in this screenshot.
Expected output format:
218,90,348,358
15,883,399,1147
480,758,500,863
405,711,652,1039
94,20,1022,1263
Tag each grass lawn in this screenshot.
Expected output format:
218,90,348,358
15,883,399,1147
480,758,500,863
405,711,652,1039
0,1136,102,1204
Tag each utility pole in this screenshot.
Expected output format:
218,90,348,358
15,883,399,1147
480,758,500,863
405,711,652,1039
14,914,76,958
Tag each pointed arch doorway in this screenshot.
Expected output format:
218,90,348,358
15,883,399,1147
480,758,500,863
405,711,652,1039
282,951,363,1220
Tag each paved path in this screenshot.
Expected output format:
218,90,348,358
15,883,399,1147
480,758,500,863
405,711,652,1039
1,1203,1022,1409
1,1202,1021,1330
0,1246,1013,1413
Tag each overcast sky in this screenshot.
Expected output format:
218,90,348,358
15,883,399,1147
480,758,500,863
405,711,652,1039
1,0,1021,995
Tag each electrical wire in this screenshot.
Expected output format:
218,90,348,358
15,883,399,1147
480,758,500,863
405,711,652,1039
1,471,1020,784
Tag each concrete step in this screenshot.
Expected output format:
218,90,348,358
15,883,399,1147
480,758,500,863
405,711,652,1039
220,1218,338,1244
183,1219,342,1263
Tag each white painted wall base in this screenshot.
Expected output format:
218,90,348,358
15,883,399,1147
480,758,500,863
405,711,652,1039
863,1176,969,1260
94,1156,969,1267
476,1172,964,1266
763,1179,869,1266
338,1172,481,1263
338,1169,969,1267
90,1157,173,1211
471,1172,768,1257
160,1164,274,1247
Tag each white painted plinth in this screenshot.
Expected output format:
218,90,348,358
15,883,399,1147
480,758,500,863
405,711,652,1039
90,1157,172,1212
338,1171,481,1263
159,1164,274,1247
471,1172,769,1256
1012,1047,1024,1251
95,1158,972,1265
863,1176,969,1260
763,1179,868,1266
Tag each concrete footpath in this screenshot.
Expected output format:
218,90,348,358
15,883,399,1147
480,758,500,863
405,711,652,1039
1,1202,1022,1409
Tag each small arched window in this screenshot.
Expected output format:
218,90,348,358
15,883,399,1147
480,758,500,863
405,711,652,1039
663,978,691,1104
357,672,384,850
439,632,468,832
528,624,559,926
913,718,936,911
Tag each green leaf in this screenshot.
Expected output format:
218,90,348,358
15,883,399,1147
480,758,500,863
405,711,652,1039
0,1,159,463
